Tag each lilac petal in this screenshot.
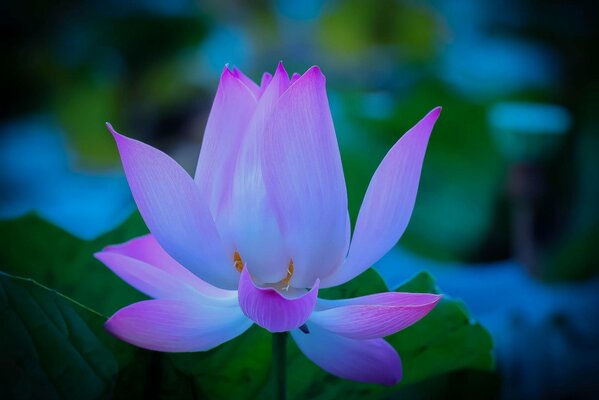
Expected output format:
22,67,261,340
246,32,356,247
291,323,402,385
266,62,291,97
322,107,441,288
194,68,257,254
232,66,260,97
261,66,348,288
108,124,238,289
290,72,301,83
95,251,200,301
259,72,273,96
226,63,292,283
237,268,319,332
100,234,237,300
311,292,441,339
105,299,252,352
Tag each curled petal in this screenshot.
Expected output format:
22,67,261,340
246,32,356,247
291,324,402,385
237,268,319,332
322,107,441,288
262,66,348,287
98,234,237,301
108,125,237,289
105,299,252,352
311,292,441,339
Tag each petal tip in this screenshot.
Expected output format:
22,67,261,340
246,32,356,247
424,107,442,124
106,122,127,143
305,65,324,80
274,61,289,78
105,122,117,136
220,65,237,81
384,371,402,386
104,314,119,334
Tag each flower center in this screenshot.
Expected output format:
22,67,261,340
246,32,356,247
233,251,294,290
234,250,244,272
281,259,294,290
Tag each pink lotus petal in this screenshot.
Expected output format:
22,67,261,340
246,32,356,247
237,268,319,332
311,292,441,339
261,66,348,288
290,72,301,84
259,72,273,95
322,107,441,288
95,251,200,301
107,124,237,289
194,67,257,255
291,324,402,385
226,62,291,283
105,299,252,352
100,234,237,300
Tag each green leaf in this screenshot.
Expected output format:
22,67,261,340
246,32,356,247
0,272,167,400
0,212,148,316
0,272,118,399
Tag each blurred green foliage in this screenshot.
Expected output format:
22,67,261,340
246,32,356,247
0,213,147,316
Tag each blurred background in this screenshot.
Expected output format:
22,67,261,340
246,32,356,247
1,0,598,398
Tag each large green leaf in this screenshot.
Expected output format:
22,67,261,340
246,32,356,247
0,272,118,399
0,213,148,316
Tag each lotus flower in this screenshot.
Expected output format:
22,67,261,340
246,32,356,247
97,63,442,385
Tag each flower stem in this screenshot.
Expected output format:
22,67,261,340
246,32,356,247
272,331,288,400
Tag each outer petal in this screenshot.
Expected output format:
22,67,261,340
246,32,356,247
227,63,292,283
311,292,441,339
291,324,402,385
262,66,348,288
237,268,319,332
107,124,238,289
322,107,441,288
194,68,257,254
95,251,201,301
98,234,237,301
105,299,252,352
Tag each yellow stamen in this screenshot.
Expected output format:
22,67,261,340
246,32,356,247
280,259,294,290
234,251,244,272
